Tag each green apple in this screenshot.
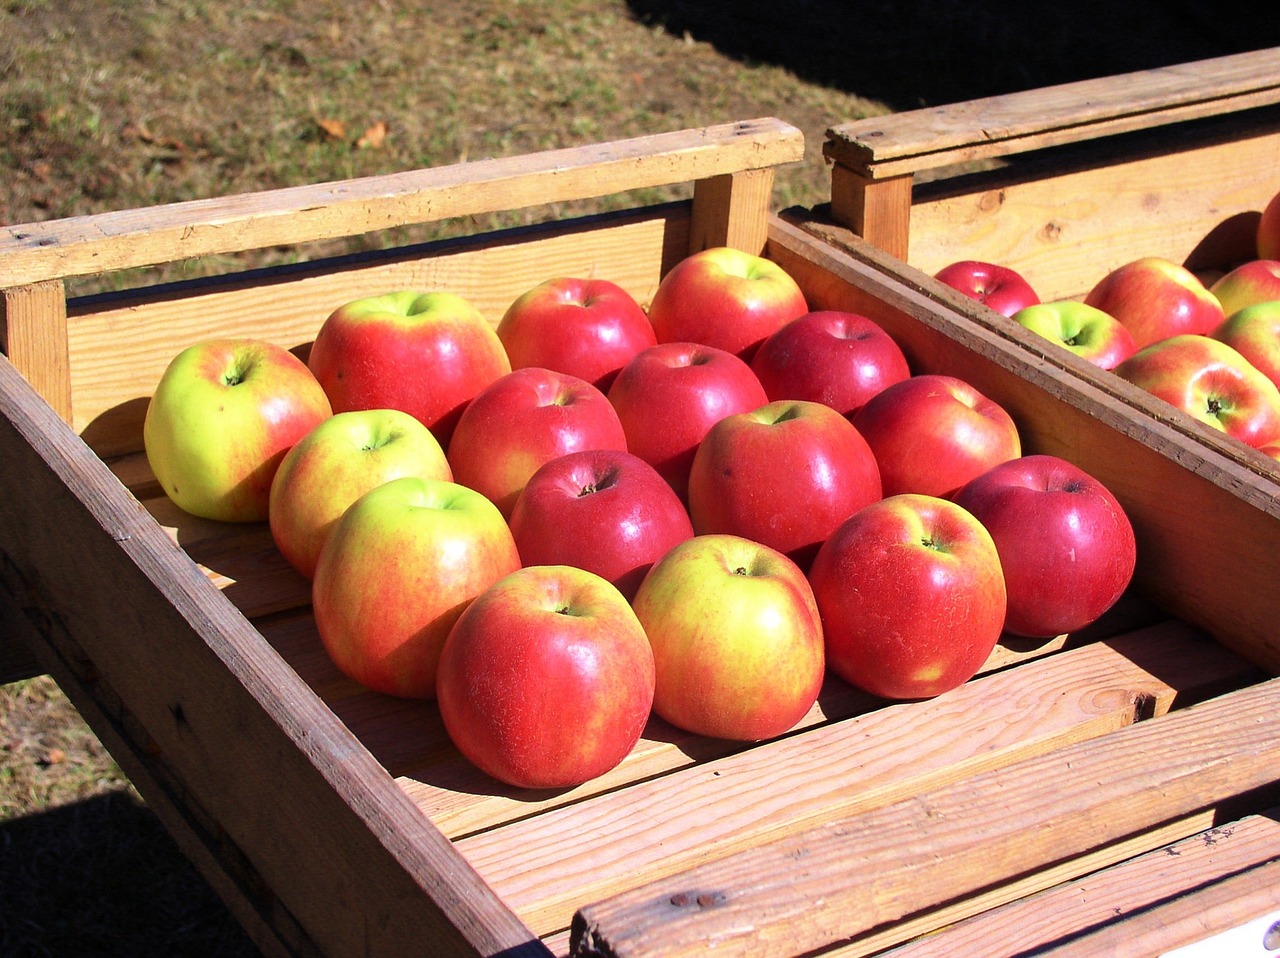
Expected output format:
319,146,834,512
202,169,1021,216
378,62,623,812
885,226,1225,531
1010,301,1138,370
630,533,825,741
268,408,453,579
144,338,332,523
311,476,521,699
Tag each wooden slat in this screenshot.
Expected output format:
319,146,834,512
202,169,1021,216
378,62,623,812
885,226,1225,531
1,280,72,424
0,352,548,958
1,118,802,286
1030,857,1280,958
568,677,1280,958
770,212,1280,675
459,626,1255,938
877,811,1280,957
824,48,1280,178
688,168,775,254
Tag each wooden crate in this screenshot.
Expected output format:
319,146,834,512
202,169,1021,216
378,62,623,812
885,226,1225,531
821,47,1280,484
2,118,1279,958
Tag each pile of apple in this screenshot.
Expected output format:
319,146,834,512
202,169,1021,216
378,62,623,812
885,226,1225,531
143,245,1137,792
934,187,1280,460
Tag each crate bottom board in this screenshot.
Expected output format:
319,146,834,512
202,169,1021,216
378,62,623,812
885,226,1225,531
127,476,1271,950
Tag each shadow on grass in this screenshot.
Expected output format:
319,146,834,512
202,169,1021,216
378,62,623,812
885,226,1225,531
626,0,1280,109
1,790,260,958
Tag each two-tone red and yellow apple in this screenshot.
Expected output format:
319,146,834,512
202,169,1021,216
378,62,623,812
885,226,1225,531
646,246,808,362
436,564,655,790
145,337,333,523
307,290,510,448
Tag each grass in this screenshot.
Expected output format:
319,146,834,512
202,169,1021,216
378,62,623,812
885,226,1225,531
4,1,1279,954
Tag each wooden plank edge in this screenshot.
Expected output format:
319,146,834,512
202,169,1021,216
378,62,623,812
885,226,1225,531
567,677,1280,958
0,118,803,286
875,809,1280,957
823,49,1280,176
0,353,549,958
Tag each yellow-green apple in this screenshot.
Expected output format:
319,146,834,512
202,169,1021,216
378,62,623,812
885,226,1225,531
1113,333,1280,448
749,310,911,418
1210,259,1280,318
952,455,1136,638
268,408,452,579
851,374,1021,499
1083,256,1224,349
631,533,824,741
1010,301,1138,370
807,494,1006,700
306,290,510,448
495,276,657,392
1210,301,1280,392
687,400,882,570
144,338,332,523
447,366,627,518
311,476,521,699
933,260,1040,317
646,246,809,362
1258,188,1280,260
607,341,768,502
508,448,694,601
435,564,655,790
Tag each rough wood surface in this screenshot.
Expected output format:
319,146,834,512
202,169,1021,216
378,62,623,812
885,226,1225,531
877,811,1280,957
461,626,1254,938
569,677,1280,958
824,48,1280,177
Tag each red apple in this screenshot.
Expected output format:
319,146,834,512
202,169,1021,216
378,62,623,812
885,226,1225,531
1210,259,1280,318
1210,300,1280,393
269,408,453,579
508,448,695,601
1257,188,1280,260
952,455,1137,638
144,338,333,523
1083,256,1224,349
808,494,1006,700
1010,301,1138,370
933,260,1040,317
436,564,655,790
311,476,521,699
687,399,882,570
631,533,825,741
447,366,628,518
646,246,809,362
606,341,769,502
495,276,657,392
851,374,1022,499
1113,333,1280,448
749,310,911,417
307,290,511,448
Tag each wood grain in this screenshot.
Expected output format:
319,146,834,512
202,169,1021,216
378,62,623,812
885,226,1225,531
824,48,1280,177
569,677,1280,958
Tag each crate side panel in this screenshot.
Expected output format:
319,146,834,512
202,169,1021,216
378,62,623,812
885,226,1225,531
906,125,1280,301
